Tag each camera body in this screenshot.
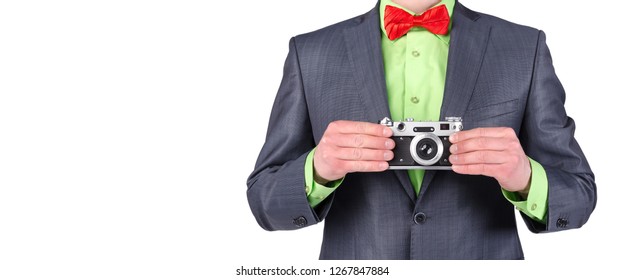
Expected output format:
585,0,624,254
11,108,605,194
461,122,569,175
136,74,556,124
379,117,463,170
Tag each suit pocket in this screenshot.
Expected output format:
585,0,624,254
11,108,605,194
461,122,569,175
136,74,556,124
464,99,519,122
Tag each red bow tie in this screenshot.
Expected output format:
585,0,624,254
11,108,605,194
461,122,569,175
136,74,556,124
384,5,450,40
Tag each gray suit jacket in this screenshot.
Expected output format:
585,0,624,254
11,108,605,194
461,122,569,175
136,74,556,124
247,2,596,260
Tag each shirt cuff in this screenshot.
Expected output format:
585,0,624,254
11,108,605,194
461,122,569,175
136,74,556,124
501,157,549,224
305,148,344,208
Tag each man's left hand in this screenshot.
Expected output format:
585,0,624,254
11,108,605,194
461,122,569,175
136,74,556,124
449,127,531,196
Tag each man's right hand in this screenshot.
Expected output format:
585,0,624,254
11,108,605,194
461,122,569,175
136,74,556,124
313,120,395,184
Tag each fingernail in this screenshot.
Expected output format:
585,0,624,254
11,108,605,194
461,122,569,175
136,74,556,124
384,151,393,160
450,155,458,163
379,162,389,170
450,145,457,153
385,139,394,149
450,134,457,142
383,128,393,137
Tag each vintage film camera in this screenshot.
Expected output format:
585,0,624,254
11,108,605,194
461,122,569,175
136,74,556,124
379,117,463,170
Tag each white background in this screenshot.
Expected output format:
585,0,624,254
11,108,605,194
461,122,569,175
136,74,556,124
0,0,621,279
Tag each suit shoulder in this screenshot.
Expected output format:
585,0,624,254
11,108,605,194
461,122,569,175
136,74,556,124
471,8,541,37
292,8,375,46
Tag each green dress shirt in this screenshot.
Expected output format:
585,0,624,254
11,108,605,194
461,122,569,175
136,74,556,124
304,0,548,223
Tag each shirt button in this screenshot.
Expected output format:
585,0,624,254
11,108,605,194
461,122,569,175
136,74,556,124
411,50,420,57
305,185,310,194
413,212,427,224
410,96,420,104
531,203,537,211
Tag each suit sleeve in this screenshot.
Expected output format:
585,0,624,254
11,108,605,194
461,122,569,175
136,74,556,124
246,37,333,231
519,31,597,233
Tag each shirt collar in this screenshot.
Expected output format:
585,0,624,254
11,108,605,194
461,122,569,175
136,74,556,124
379,0,455,44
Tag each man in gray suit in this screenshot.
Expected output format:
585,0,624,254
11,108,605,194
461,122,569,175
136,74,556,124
247,0,596,259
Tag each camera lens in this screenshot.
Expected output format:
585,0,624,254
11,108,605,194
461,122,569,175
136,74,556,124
416,138,438,160
409,133,444,166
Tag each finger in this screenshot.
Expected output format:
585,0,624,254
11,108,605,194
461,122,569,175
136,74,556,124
452,164,500,177
450,137,514,154
346,160,389,173
328,134,395,149
450,150,508,165
329,120,393,137
450,127,516,143
335,147,393,161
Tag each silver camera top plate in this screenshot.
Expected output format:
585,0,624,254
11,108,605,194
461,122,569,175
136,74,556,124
380,117,463,137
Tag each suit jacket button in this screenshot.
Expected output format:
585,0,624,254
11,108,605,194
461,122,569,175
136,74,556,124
293,216,307,227
556,218,569,228
414,212,427,224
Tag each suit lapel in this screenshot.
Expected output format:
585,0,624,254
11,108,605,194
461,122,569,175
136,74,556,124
418,3,491,200
440,3,490,119
343,4,416,203
342,5,391,123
